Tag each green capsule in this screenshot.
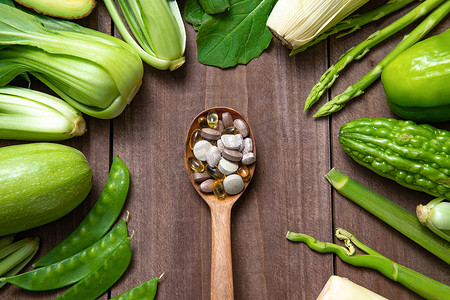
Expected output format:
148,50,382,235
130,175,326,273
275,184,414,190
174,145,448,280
188,157,204,173
212,179,226,200
189,129,202,150
207,165,225,180
198,116,208,128
207,110,219,128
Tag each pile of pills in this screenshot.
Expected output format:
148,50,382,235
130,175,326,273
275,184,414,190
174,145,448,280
187,109,256,199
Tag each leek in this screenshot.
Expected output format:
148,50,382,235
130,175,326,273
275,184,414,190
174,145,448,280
317,275,387,299
287,229,450,300
417,198,450,242
104,0,186,71
0,1,144,119
0,86,86,141
266,0,370,50
325,168,450,264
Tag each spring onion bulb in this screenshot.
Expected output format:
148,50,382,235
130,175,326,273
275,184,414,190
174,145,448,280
266,0,369,49
0,86,86,141
417,198,450,242
104,0,186,71
317,275,387,300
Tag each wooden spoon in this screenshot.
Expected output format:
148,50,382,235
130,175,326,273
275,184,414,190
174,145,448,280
184,107,256,300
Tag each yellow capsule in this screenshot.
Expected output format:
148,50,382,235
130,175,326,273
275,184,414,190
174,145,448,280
189,129,202,150
222,126,238,135
198,116,208,128
188,157,204,173
207,165,225,180
207,110,219,128
236,165,251,182
212,179,226,200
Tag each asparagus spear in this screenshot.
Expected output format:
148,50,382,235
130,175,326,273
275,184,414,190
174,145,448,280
304,0,445,111
287,229,450,300
291,0,416,56
314,0,450,117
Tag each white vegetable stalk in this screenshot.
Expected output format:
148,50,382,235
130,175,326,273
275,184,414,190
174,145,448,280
0,86,86,141
267,0,369,49
317,275,387,300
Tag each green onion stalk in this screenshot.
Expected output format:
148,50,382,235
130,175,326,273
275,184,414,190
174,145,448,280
304,0,447,112
325,168,450,264
0,86,86,141
287,229,450,300
0,237,39,289
291,0,417,56
0,1,144,119
104,0,186,71
417,198,450,242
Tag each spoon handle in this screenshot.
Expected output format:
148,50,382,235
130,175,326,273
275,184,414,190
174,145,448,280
210,203,234,300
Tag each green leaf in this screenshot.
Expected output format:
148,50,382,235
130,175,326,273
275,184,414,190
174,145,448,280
195,0,276,68
184,0,211,30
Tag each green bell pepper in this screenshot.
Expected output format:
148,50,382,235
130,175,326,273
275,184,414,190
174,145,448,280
381,29,450,123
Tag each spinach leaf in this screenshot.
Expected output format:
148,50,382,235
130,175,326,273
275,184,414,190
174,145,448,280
186,0,276,68
184,0,211,31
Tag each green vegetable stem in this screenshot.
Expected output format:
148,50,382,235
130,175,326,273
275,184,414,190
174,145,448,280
0,1,144,119
290,0,417,55
417,198,450,242
34,155,130,267
326,168,450,264
103,0,186,71
1,220,129,291
303,0,447,113
0,86,86,141
287,229,450,300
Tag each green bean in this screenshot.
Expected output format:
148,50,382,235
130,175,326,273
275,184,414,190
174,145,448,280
34,155,130,267
111,277,158,300
0,235,14,250
1,220,128,291
56,237,131,300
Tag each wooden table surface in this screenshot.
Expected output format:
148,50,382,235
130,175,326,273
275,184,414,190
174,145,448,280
1,1,449,299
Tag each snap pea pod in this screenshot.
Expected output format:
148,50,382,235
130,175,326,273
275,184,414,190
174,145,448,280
1,220,128,291
111,277,158,300
56,237,131,300
34,155,130,267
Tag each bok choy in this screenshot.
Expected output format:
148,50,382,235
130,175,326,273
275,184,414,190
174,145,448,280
0,86,86,141
0,1,143,119
104,0,186,71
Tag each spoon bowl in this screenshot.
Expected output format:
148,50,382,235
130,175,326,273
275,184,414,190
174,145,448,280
184,107,256,300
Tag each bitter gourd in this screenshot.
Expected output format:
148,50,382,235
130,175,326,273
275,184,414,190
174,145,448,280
338,118,450,199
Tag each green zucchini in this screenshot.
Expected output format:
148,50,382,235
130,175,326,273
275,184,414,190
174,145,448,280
0,143,92,236
338,118,450,199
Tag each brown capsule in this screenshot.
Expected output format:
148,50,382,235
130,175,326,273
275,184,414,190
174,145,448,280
212,179,226,200
201,128,221,140
222,149,243,162
188,157,204,173
189,129,202,150
236,165,251,182
193,171,211,183
222,112,234,128
198,116,208,128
